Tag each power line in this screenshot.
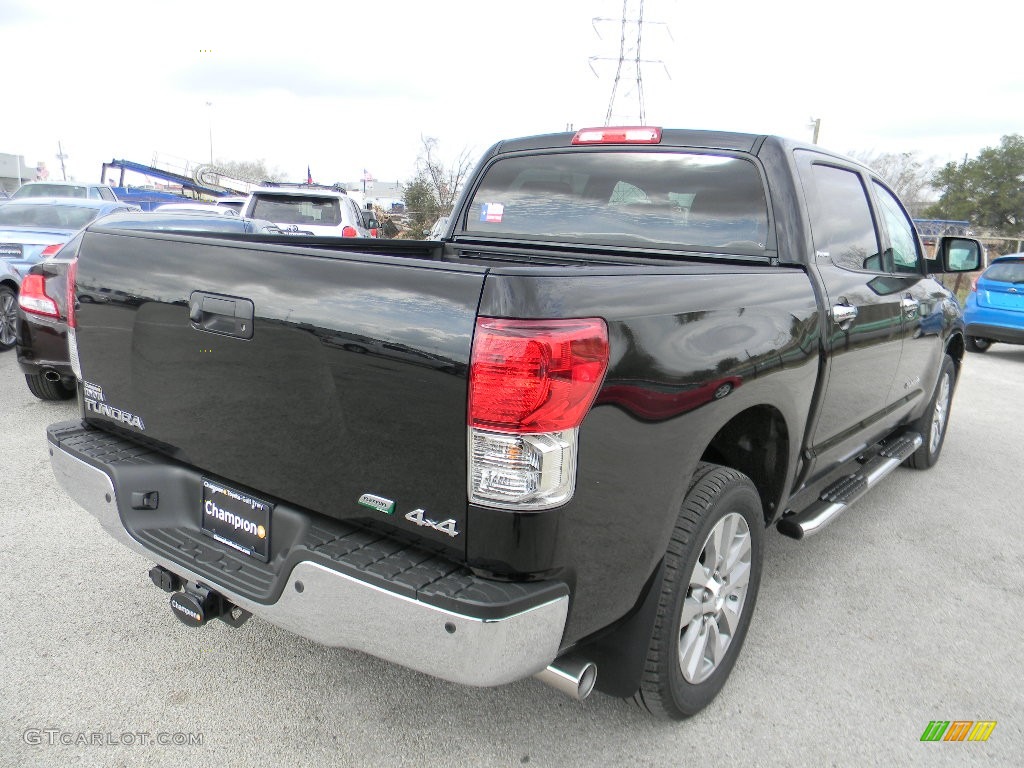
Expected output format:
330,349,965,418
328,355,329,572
590,0,671,126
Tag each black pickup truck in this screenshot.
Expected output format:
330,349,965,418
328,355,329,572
47,127,980,719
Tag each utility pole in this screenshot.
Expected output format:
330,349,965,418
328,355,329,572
56,141,68,180
808,117,821,144
590,0,671,126
206,102,214,164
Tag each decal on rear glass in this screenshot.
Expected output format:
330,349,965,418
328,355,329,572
479,203,504,223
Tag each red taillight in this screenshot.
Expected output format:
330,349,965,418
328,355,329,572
571,126,662,145
18,274,60,318
66,259,78,328
40,243,64,258
341,225,358,238
370,228,379,238
469,318,609,433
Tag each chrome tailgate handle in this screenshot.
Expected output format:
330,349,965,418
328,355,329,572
189,291,254,340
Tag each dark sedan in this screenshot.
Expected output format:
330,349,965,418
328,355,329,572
0,197,138,350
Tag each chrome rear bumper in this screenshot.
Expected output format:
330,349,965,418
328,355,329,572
49,426,568,688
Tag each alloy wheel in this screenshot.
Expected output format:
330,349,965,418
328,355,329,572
679,511,752,684
0,289,17,347
930,371,951,454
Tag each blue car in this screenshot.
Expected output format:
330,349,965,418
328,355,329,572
964,254,1024,352
0,197,138,350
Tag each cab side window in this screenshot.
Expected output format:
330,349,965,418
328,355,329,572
872,182,921,274
807,165,882,273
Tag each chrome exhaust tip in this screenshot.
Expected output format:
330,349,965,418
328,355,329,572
43,369,61,382
534,654,597,701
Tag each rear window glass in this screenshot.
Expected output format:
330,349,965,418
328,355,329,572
984,259,1024,283
251,194,341,226
100,215,247,233
462,151,769,252
13,184,89,198
0,203,103,229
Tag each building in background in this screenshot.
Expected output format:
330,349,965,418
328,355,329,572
0,152,32,196
345,179,404,212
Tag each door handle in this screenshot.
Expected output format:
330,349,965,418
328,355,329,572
832,304,858,330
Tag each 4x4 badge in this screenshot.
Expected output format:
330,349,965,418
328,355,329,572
405,509,459,538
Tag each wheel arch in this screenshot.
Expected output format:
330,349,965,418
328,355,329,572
946,331,965,372
698,404,790,525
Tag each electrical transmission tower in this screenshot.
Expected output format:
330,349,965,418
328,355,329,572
590,0,671,126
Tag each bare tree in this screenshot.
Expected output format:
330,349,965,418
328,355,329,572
849,150,937,216
417,136,474,213
399,137,474,238
213,158,285,184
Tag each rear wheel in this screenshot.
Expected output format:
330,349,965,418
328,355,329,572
967,336,991,353
25,373,77,401
905,355,956,470
632,462,764,719
0,285,17,351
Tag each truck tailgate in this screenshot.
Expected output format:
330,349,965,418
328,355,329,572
73,230,486,557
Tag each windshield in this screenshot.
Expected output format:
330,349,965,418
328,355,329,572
984,259,1024,284
251,194,342,226
0,203,104,229
13,184,90,198
462,150,769,252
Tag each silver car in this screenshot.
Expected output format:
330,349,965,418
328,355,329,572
0,197,138,350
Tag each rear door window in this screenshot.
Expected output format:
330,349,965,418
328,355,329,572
804,164,882,272
462,151,769,252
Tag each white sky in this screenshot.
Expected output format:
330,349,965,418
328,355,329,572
3,0,1020,187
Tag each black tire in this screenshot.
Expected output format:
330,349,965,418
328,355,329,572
0,285,17,351
905,355,956,470
25,373,76,401
632,462,764,719
966,336,991,353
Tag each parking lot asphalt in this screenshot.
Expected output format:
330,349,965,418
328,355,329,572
1,346,1021,767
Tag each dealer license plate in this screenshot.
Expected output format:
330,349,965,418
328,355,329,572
200,478,272,561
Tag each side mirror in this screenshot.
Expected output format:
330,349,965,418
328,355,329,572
929,236,983,273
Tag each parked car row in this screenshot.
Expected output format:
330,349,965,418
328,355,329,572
5,205,307,400
9,180,119,201
3,176,385,397
5,179,382,231
0,198,140,350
